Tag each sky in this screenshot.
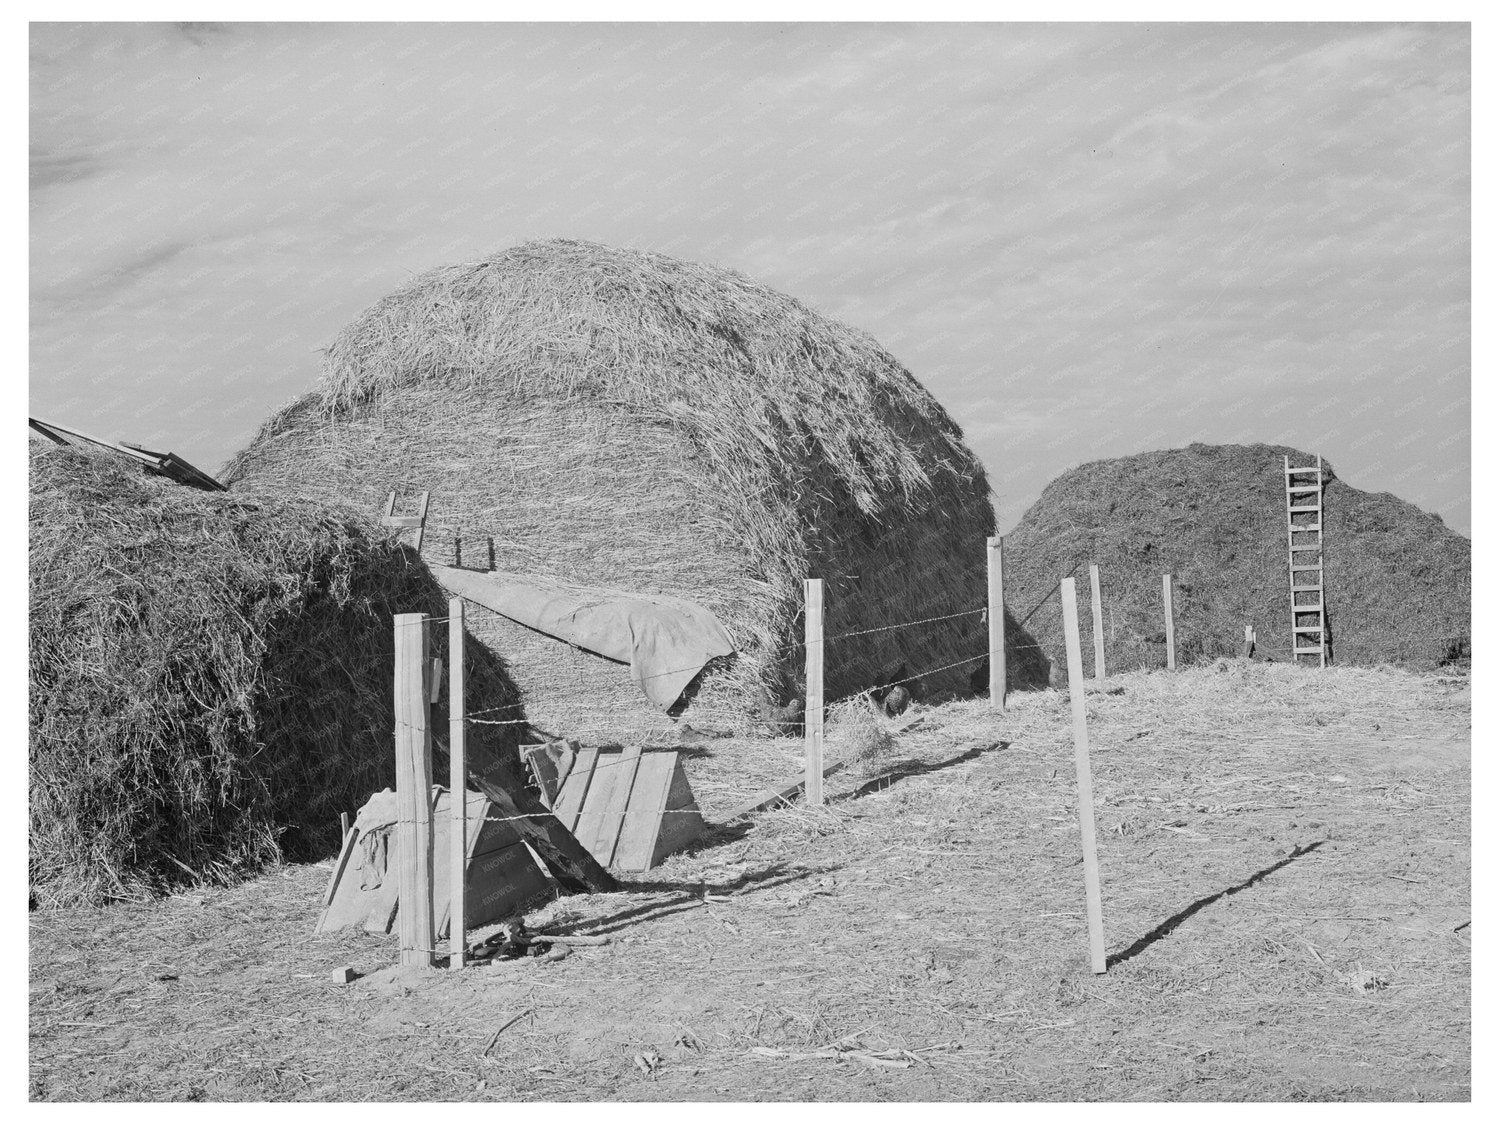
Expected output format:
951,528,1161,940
29,21,1471,533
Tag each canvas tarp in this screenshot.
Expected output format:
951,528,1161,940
431,565,735,710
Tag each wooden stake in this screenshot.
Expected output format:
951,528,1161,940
1162,573,1176,671
393,612,435,969
1089,563,1106,681
448,597,467,970
1060,578,1107,975
804,578,825,807
987,536,1006,710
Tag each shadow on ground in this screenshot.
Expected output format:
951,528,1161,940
1108,839,1328,968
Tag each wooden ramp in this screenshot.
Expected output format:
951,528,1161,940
316,787,552,938
525,744,703,873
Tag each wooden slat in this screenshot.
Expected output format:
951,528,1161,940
614,750,678,872
552,749,599,833
601,745,645,867
1289,505,1320,513
572,749,626,857
719,760,849,822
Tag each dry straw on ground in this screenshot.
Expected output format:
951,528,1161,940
223,238,1043,736
28,442,523,907
1002,442,1471,677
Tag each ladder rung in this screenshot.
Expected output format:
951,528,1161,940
1285,465,1321,475
1286,485,1320,494
382,516,425,529
1289,506,1320,514
1294,647,1326,655
1289,525,1322,534
1292,586,1322,594
1289,542,1321,551
1290,565,1322,572
1294,625,1324,632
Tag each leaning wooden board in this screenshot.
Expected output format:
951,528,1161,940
550,746,704,873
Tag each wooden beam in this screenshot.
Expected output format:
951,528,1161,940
467,773,617,894
987,536,1006,710
718,759,849,822
1162,573,1176,671
1060,577,1107,975
804,578,825,807
448,597,467,970
394,612,435,968
1089,563,1106,681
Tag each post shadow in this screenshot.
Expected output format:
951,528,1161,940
1106,840,1326,969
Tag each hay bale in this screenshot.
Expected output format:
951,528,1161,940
1003,442,1471,676
28,442,523,907
223,238,1043,735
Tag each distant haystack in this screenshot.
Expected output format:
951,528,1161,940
1002,443,1470,675
225,239,1039,734
28,442,522,907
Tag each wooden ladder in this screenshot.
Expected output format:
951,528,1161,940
381,489,431,553
1284,455,1327,667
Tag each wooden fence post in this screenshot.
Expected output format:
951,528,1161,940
1060,577,1107,975
988,536,1006,710
1089,563,1106,681
448,597,467,970
393,612,435,969
1163,573,1176,671
804,578,825,807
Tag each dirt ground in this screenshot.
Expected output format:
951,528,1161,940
29,662,1470,1101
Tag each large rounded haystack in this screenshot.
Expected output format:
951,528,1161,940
1003,443,1470,674
224,239,1004,735
28,442,521,907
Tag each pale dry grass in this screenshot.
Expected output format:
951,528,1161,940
30,664,1469,1101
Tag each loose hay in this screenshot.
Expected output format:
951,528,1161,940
1003,442,1471,675
825,698,901,776
222,239,1045,736
28,442,523,907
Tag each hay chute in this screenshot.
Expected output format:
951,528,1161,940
224,238,1036,734
1002,442,1471,674
28,441,525,907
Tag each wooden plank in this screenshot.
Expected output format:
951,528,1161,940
467,772,616,893
1162,573,1176,671
552,748,599,832
601,745,645,867
448,597,467,970
987,536,1006,709
414,491,431,553
393,612,435,968
804,578,825,806
1060,577,1107,975
614,750,677,872
571,749,625,856
1088,564,1106,681
719,759,849,822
